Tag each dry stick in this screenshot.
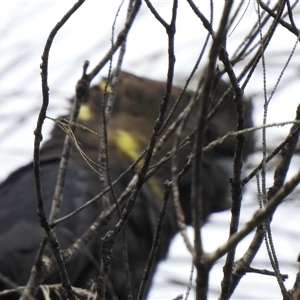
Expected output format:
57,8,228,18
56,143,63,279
240,0,286,91
226,1,270,299
230,2,272,66
257,1,292,297
144,0,168,28
168,6,213,256
3,283,98,299
230,104,300,298
188,0,269,91
291,274,300,300
190,2,235,299
166,2,214,262
246,266,288,279
291,253,300,300
188,1,276,298
101,2,135,299
187,0,213,36
216,3,254,296
98,0,125,213
219,2,279,93
87,0,141,82
0,273,25,299
170,96,196,297
231,1,292,298
98,78,113,210
171,80,229,256
259,0,300,36
254,0,274,296
171,100,195,255
23,2,86,300
242,122,300,185
94,3,132,298
284,0,299,32
218,56,246,300
39,71,91,291
137,181,171,300
153,94,198,159
204,165,300,267
182,10,260,296
40,66,90,300
228,0,249,37
220,2,288,299
158,0,211,138
97,1,177,298
26,1,141,298
49,63,90,224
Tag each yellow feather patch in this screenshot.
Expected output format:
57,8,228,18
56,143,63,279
114,129,164,199
115,129,140,162
99,80,112,93
78,104,92,121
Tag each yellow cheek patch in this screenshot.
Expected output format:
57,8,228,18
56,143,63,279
78,78,110,122
99,79,112,93
78,104,92,121
114,129,164,199
115,129,140,162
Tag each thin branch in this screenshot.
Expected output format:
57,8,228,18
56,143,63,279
87,0,141,81
259,0,300,36
137,181,171,300
205,166,300,268
24,2,85,299
230,104,300,297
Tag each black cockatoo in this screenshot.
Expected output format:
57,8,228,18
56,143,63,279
0,71,254,299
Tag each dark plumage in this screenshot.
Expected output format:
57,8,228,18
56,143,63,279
0,71,254,299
